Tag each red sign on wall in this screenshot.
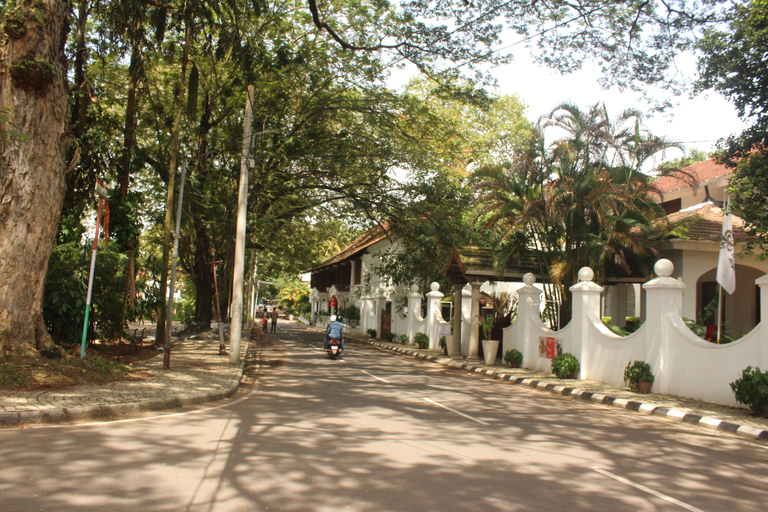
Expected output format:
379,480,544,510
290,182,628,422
329,296,338,307
545,337,556,359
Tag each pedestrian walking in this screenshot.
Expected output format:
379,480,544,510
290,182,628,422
261,310,268,333
270,307,278,332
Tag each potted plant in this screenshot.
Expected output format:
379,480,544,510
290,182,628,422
414,332,429,349
367,328,377,339
730,366,768,416
623,360,655,393
439,335,448,355
481,315,499,365
399,334,408,345
382,331,394,342
551,352,580,379
503,349,523,368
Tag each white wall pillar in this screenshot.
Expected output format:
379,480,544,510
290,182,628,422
407,284,423,343
467,281,482,363
425,282,445,349
374,285,387,336
570,267,603,378
757,274,768,369
515,274,543,369
642,259,685,394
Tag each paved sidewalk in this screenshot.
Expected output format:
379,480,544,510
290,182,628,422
0,329,247,427
363,338,768,443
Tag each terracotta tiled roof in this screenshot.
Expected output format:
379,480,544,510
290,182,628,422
445,246,540,284
652,159,732,195
308,224,389,272
664,202,751,243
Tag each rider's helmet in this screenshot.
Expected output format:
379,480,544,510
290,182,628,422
337,315,344,323
330,315,337,322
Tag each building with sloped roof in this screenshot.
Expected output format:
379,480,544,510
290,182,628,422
649,159,767,335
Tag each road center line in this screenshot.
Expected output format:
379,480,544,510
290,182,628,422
361,370,391,383
592,467,705,512
423,397,490,425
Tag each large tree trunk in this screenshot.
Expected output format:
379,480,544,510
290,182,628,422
0,0,71,356
191,94,214,326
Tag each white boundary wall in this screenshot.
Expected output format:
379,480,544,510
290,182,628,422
504,260,768,408
311,257,768,408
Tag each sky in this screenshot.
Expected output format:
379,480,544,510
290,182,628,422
392,48,747,171
487,51,748,169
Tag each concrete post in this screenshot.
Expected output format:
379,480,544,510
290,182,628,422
757,274,768,369
642,259,685,394
515,273,543,370
407,284,423,343
451,284,463,357
425,282,444,349
569,267,603,378
467,281,483,363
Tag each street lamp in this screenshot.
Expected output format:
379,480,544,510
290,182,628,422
229,84,278,364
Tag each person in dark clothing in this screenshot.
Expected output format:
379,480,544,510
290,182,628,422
270,307,278,333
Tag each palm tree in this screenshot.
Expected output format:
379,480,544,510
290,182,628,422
474,103,674,327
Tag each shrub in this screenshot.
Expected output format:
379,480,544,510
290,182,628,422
367,328,377,338
439,336,447,349
730,366,768,415
339,305,361,327
623,360,655,390
414,332,429,346
482,315,494,340
551,352,580,379
504,349,523,365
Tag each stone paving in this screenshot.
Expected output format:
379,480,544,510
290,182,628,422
0,329,247,426
364,338,768,443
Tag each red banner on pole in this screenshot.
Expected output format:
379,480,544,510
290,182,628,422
329,296,338,307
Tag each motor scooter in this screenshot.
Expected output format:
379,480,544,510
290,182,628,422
327,337,343,360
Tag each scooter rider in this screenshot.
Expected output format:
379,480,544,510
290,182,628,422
324,315,345,351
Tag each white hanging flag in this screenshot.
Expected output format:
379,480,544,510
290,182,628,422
717,196,736,295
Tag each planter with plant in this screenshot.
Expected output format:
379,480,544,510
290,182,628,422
623,360,655,393
399,334,408,345
503,349,523,368
367,328,377,339
730,366,768,416
551,352,580,379
481,315,499,365
439,336,447,355
414,332,429,349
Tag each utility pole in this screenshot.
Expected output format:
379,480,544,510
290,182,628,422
229,85,255,364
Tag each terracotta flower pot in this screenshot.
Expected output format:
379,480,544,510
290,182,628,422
636,380,653,393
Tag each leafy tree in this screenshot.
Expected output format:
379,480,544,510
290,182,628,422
0,0,737,355
697,0,768,256
365,85,530,293
474,103,671,326
655,149,712,173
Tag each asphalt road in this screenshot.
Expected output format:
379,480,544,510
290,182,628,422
2,322,767,511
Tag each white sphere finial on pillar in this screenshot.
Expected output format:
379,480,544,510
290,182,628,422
654,259,674,277
578,267,594,282
523,273,536,286
430,282,440,292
